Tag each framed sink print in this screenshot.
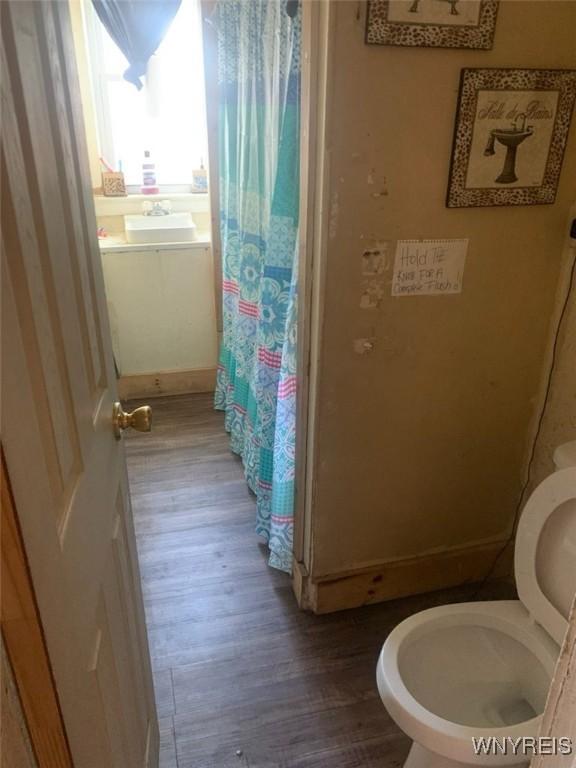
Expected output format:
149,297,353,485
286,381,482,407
447,68,576,208
365,0,499,49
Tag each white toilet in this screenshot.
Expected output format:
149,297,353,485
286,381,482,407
377,441,576,767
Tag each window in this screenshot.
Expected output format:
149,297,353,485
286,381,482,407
84,0,208,190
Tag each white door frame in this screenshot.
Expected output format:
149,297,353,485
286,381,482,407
292,0,334,599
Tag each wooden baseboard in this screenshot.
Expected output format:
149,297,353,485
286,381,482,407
118,367,217,400
291,558,311,610
306,540,514,614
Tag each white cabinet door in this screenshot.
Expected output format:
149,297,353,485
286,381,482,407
101,246,218,375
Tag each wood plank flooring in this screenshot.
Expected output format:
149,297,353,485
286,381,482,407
125,393,514,768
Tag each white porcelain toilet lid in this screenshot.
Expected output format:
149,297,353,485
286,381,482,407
515,467,576,646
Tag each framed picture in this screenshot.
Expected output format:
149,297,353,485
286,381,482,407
447,68,576,208
365,0,499,49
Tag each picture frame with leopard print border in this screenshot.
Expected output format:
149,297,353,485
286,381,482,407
365,0,499,49
446,68,576,208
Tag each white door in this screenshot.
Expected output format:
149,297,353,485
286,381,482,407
1,2,158,766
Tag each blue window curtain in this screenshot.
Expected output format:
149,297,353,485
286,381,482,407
214,0,301,573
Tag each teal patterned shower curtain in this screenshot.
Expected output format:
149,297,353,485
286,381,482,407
214,0,300,572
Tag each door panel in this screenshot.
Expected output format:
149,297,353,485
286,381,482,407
1,2,158,766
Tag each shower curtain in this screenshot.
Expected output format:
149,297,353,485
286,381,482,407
214,1,300,573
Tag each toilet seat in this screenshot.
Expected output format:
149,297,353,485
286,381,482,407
515,467,576,645
377,600,558,765
377,465,576,766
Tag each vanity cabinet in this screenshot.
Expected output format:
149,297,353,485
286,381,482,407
100,243,218,377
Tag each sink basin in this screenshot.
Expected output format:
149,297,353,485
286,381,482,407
491,128,533,148
124,213,197,244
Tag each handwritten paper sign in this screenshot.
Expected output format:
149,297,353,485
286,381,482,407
391,239,468,297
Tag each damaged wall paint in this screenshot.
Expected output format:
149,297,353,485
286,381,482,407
359,241,390,308
308,0,576,581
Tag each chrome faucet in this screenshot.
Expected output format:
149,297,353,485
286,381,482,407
142,200,172,216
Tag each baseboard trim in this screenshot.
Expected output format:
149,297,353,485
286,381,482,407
118,367,217,400
306,540,513,614
291,558,311,610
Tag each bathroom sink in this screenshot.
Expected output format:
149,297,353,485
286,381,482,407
490,127,533,148
124,213,197,244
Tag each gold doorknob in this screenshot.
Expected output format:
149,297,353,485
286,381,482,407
113,402,152,439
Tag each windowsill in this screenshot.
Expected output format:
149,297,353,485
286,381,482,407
93,192,211,217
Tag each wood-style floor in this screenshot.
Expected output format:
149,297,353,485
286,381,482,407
125,393,513,768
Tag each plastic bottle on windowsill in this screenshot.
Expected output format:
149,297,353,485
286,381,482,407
141,150,159,195
192,158,208,193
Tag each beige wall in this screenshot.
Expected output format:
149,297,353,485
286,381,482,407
309,1,576,579
531,208,576,487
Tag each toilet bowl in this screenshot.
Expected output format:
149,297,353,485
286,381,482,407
377,449,576,768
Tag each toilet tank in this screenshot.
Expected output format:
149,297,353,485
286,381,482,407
553,440,576,470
